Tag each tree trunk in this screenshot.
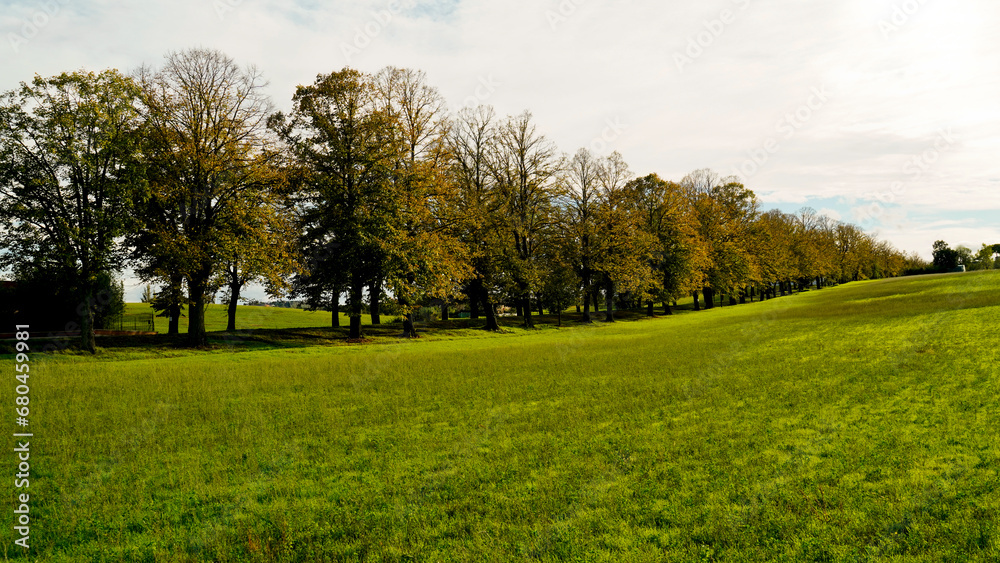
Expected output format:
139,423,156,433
557,308,562,327
604,279,615,322
522,293,533,328
582,289,593,323
369,277,382,325
226,281,240,332
480,288,500,332
331,296,341,328
226,264,241,332
646,301,654,317
80,283,97,353
441,302,449,321
692,290,700,311
167,273,183,335
470,278,499,332
703,287,715,310
469,285,480,319
349,274,363,339
168,308,180,335
187,271,209,347
730,295,739,306
515,304,523,317
349,314,362,339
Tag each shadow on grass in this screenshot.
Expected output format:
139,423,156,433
8,280,937,357
783,287,1000,322
0,308,688,357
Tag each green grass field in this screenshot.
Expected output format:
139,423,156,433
122,303,379,333
4,272,999,561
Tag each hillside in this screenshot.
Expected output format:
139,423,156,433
8,271,1000,561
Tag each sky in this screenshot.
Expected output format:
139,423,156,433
2,0,998,301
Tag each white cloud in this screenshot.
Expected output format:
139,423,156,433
2,0,998,270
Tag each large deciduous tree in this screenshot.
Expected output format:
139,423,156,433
488,111,560,328
137,48,286,347
0,70,145,352
273,68,402,339
626,173,705,315
932,240,959,272
214,191,301,332
560,148,602,322
592,152,656,322
447,105,503,331
276,67,469,340
375,66,470,334
684,169,759,308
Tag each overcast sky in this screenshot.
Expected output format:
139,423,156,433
3,0,998,301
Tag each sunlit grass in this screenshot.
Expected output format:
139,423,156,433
123,302,381,333
4,271,999,561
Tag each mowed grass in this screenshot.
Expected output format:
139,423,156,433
122,303,369,333
4,272,1000,561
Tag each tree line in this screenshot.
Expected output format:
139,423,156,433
931,240,1000,272
0,48,930,351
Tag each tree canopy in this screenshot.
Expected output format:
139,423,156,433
0,70,145,351
0,52,935,350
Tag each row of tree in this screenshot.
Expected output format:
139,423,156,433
932,240,1000,272
0,48,928,351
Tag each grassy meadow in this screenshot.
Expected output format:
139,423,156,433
122,303,374,334
3,272,999,561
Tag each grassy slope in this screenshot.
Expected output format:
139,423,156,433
7,272,1000,561
123,303,377,333
122,299,695,335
